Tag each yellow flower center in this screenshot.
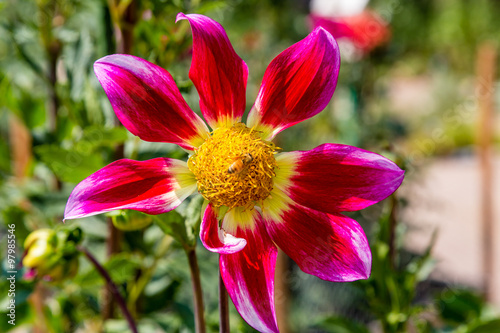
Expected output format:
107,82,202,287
188,123,277,209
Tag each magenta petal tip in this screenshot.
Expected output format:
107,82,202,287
247,25,340,139
175,12,187,23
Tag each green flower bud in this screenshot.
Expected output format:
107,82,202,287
112,210,153,231
44,257,79,282
24,229,53,249
22,228,82,282
23,229,57,268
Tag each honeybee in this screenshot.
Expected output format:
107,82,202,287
228,153,253,174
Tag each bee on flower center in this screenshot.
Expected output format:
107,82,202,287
188,123,276,209
228,153,253,174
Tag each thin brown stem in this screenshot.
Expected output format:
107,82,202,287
103,217,122,319
186,248,206,333
47,40,61,136
219,260,230,333
78,246,138,333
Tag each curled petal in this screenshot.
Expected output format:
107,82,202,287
64,158,197,220
247,27,340,140
177,13,248,129
94,55,209,150
265,204,371,282
200,204,247,254
275,143,404,213
220,217,279,333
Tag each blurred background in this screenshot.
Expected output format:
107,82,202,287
1,0,499,332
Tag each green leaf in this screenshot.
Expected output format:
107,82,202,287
153,196,204,249
35,144,105,183
437,289,484,324
152,210,190,248
468,319,500,333
312,316,369,333
183,195,204,246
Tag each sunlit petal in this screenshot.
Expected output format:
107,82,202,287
247,27,340,140
275,143,404,213
94,54,209,150
64,158,196,220
177,13,248,129
265,203,371,281
220,216,279,333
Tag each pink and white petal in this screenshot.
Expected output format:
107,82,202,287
64,158,197,220
94,55,209,150
177,13,248,129
265,203,371,282
275,143,404,213
220,214,279,333
200,204,247,254
247,27,340,140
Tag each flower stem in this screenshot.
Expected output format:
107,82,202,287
128,235,173,315
78,246,138,333
388,194,398,269
186,247,206,333
103,216,122,319
219,259,230,333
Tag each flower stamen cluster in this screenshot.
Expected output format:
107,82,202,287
188,123,277,209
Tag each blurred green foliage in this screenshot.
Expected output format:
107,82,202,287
1,0,499,332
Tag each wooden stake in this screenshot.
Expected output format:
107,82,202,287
476,42,497,302
275,249,291,333
9,115,31,180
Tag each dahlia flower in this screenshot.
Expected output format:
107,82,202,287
309,0,390,56
64,13,404,333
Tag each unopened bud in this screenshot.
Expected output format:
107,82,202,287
112,210,153,231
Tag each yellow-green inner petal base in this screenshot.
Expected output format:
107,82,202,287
188,122,277,210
